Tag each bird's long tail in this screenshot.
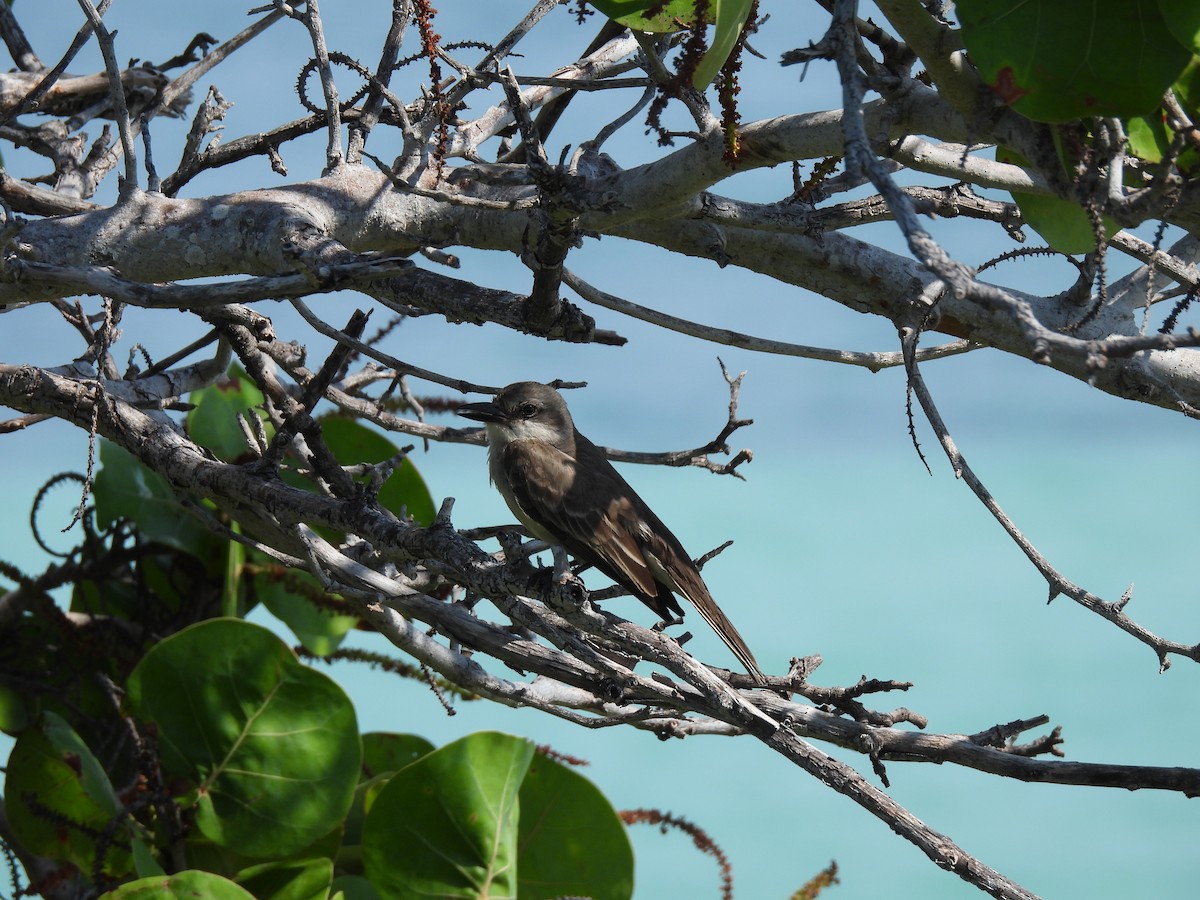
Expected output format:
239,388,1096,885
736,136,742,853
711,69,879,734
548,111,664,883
684,586,767,685
642,543,768,686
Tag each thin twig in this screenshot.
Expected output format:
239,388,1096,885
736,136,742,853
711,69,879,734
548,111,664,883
562,267,977,371
74,0,137,189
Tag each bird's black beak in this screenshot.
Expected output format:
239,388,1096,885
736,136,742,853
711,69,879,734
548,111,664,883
458,400,505,423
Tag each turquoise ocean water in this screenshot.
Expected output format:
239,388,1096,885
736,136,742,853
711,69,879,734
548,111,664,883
5,332,1196,898
4,4,1198,895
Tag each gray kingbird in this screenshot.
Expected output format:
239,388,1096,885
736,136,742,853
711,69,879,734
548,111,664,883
459,381,766,684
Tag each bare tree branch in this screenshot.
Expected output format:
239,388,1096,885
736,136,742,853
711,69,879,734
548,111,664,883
6,4,1200,897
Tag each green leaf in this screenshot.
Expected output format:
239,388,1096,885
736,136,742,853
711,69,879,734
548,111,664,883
381,456,436,526
588,0,694,33
132,839,167,878
221,524,245,618
94,441,223,561
100,871,256,899
319,417,436,525
330,875,383,900
692,0,755,89
1159,0,1200,54
361,731,534,899
1125,112,1171,163
517,753,634,900
342,734,435,857
0,682,32,733
959,0,1191,122
236,858,333,900
5,712,133,877
255,564,358,656
1172,56,1200,113
72,554,188,622
361,732,435,777
125,619,361,858
341,772,391,854
71,579,133,622
1169,60,1200,174
996,145,1119,253
182,827,343,881
41,712,124,818
0,614,117,733
187,367,268,463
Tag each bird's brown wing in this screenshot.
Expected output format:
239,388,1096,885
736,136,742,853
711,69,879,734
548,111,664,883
575,438,767,684
499,439,665,606
501,438,767,684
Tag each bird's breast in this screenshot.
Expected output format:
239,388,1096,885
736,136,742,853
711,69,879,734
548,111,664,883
488,440,564,545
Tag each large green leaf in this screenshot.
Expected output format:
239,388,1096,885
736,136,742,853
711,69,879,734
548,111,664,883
125,619,361,858
1159,0,1200,54
996,145,1119,253
330,875,382,900
255,563,358,656
341,772,391,857
1167,58,1200,173
691,0,755,89
246,416,432,660
181,827,343,883
101,871,255,899
959,0,1191,122
342,733,436,857
589,1,754,87
361,731,534,899
235,857,333,900
588,0,694,33
517,752,634,900
1125,111,1171,163
360,732,435,777
0,613,124,740
71,550,190,622
5,712,133,878
1123,56,1200,165
319,416,436,525
94,441,222,561
1171,56,1200,112
186,367,268,463
0,682,32,733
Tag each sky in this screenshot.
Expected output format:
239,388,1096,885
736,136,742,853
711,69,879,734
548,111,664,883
4,3,1200,899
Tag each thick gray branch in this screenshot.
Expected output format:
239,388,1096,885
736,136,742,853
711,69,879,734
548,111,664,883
7,158,1200,411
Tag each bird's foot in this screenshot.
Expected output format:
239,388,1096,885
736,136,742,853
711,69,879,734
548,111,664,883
550,544,571,583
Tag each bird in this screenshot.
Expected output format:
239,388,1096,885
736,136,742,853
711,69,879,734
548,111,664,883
459,381,766,685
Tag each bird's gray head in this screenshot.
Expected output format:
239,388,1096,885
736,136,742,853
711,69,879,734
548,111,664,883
458,381,576,450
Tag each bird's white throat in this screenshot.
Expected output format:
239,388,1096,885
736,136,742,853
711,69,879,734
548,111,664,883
484,418,564,447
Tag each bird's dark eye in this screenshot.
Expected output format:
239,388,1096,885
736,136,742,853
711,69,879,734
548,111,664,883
519,402,539,418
